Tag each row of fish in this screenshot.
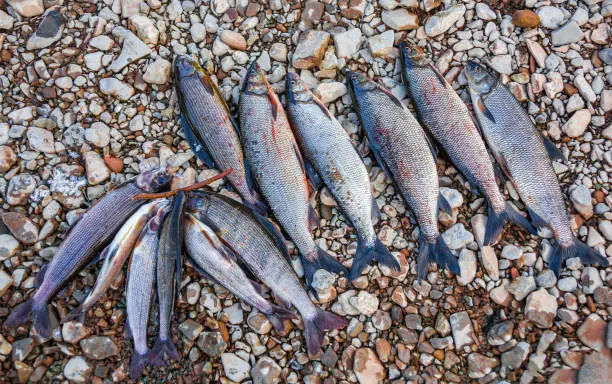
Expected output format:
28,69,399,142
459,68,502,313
5,167,348,378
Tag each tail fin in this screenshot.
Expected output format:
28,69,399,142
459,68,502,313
303,309,348,356
266,304,298,333
550,239,609,276
349,237,400,281
150,338,179,367
302,247,348,289
130,351,150,379
4,298,35,329
245,198,269,216
61,306,86,325
4,299,53,338
417,236,461,280
484,202,536,245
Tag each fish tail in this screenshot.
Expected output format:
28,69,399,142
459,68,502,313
303,309,348,356
266,304,298,334
550,240,609,276
417,235,460,281
130,350,151,379
302,247,348,288
244,198,269,216
61,306,87,324
4,298,35,329
150,338,180,367
349,237,399,281
484,202,536,245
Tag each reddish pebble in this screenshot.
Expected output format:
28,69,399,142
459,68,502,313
512,10,540,28
103,155,124,173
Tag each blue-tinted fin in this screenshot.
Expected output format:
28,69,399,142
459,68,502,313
179,115,215,168
308,205,320,231
438,192,453,215
538,130,564,162
475,97,496,123
249,211,292,263
367,137,393,180
423,131,438,162
35,264,48,289
527,207,549,229
371,195,380,223
304,159,322,191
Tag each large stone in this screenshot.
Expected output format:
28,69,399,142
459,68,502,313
63,356,92,383
562,109,591,138
425,4,466,37
536,6,564,29
0,9,14,30
353,348,385,383
251,357,281,384
109,27,152,72
7,0,44,17
381,9,418,31
367,30,394,57
27,127,55,153
333,28,362,58
577,349,612,384
293,30,330,69
79,337,119,360
525,288,557,328
26,10,63,50
99,77,134,100
221,353,251,382
577,314,607,352
468,352,499,378
6,174,36,205
143,57,171,84
551,21,584,46
450,311,475,350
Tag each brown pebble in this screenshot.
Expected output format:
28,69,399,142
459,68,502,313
512,10,540,28
564,83,579,95
594,190,605,203
103,155,124,173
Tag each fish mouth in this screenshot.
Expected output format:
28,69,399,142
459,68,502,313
173,55,197,80
242,61,266,94
464,60,485,84
399,41,426,69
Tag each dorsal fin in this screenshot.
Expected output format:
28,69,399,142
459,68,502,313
428,63,448,88
377,83,404,109
312,95,333,119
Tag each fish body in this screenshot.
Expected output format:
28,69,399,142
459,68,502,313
465,61,608,274
127,204,169,379
174,56,267,215
285,73,399,281
183,214,296,332
187,192,348,356
239,62,347,287
4,167,173,337
346,70,459,279
400,44,534,244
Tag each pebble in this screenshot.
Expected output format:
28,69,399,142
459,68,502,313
220,30,247,50
577,314,607,352
63,356,93,383
0,269,13,296
509,276,536,300
552,21,584,46
442,223,474,250
381,9,418,31
89,35,114,51
143,57,171,84
26,10,63,50
7,0,44,17
80,336,119,360
109,27,152,72
367,30,394,57
0,9,13,30
221,353,251,382
84,122,110,148
198,332,227,357
314,82,347,104
425,4,466,37
99,78,134,101
512,10,539,28
537,6,565,29
293,30,330,69
580,266,602,294
251,357,281,384
353,348,385,383
456,248,476,285
468,352,499,378
84,151,110,185
349,291,379,315
525,288,557,328
333,28,362,58
0,234,20,261
130,15,159,45
475,3,496,21
450,311,475,350
27,127,55,153
570,185,593,219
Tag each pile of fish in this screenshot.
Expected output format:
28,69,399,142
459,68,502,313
4,45,608,380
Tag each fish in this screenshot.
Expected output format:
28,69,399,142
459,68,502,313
400,43,535,244
464,61,609,275
239,62,347,288
4,167,173,338
150,191,186,367
346,70,460,280
173,56,267,215
183,214,296,333
61,199,163,324
187,191,348,356
126,203,169,379
285,72,400,281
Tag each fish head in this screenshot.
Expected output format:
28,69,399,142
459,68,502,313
242,61,268,96
136,166,173,192
173,55,198,80
400,42,428,69
464,61,496,95
345,70,376,101
285,72,312,104
184,194,211,214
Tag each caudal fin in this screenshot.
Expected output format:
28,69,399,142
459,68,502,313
484,202,536,245
4,299,53,338
61,306,87,324
4,298,35,328
349,237,400,281
550,239,609,276
150,338,179,367
130,351,151,379
417,236,461,280
303,309,348,356
245,198,269,216
302,247,348,289
266,304,298,333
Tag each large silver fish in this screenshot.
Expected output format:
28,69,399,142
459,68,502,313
126,203,169,379
400,43,535,244
150,191,185,367
239,62,347,287
346,70,460,280
465,61,608,274
285,72,399,281
4,167,173,337
174,56,267,215
183,214,296,332
187,191,348,356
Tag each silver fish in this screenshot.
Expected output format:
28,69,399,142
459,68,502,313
239,62,347,287
183,214,296,332
346,70,460,279
465,61,608,274
285,72,399,281
187,191,348,356
4,167,173,338
400,43,535,244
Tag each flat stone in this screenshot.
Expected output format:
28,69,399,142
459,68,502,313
130,14,158,45
27,127,55,153
83,151,110,185
7,0,44,17
551,21,584,46
197,332,227,357
577,349,612,384
0,145,17,172
2,212,38,244
333,28,362,58
501,341,529,370
425,4,466,37
468,352,499,378
577,314,606,351
109,27,152,72
525,288,557,328
80,337,119,360
6,174,36,205
488,54,513,74
456,248,476,285
512,10,539,28
0,269,13,296
251,356,281,384
367,30,394,57
0,234,20,261
381,9,418,31
562,109,591,138
450,311,475,350
221,353,251,382
475,3,496,21
293,30,330,69
0,9,14,30
314,82,347,104
99,77,134,100
570,185,593,219
89,35,114,51
8,107,34,124
536,6,564,29
220,30,247,50
353,348,385,384
442,223,474,250
26,10,63,50
526,39,546,68
509,276,536,301
143,57,171,84
63,356,92,383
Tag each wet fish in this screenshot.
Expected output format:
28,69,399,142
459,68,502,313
187,191,348,356
400,44,535,244
465,61,608,274
346,70,460,279
150,191,186,367
62,200,162,324
239,62,347,287
285,72,399,281
127,203,169,379
174,56,267,215
183,214,296,332
4,167,173,337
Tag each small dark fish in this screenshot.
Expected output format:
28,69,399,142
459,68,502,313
239,62,347,288
346,70,460,279
4,167,173,337
183,214,296,333
174,56,267,215
187,191,348,356
400,43,535,244
150,191,186,367
285,72,399,281
465,61,609,275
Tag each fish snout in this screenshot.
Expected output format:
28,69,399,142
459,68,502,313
400,43,425,69
173,55,196,78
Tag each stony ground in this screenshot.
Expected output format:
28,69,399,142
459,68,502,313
0,0,611,383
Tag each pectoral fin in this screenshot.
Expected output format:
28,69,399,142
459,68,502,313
475,97,496,123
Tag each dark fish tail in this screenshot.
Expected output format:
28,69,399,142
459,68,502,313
5,298,53,338
130,351,151,379
349,237,400,281
550,240,609,276
265,304,297,334
303,309,348,356
4,298,35,329
302,247,348,288
150,338,179,367
62,306,87,324
244,197,268,216
484,202,536,245
418,235,460,280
